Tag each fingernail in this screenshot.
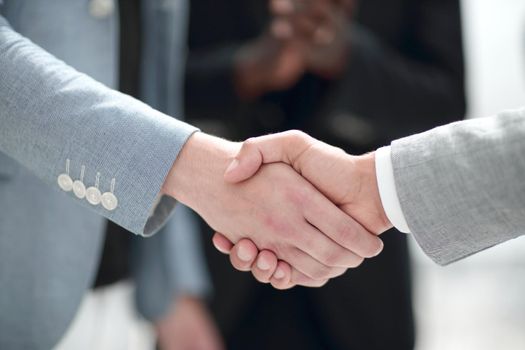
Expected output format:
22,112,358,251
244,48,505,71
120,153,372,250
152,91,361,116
274,267,285,279
237,245,252,262
225,159,239,174
215,246,230,254
257,258,271,271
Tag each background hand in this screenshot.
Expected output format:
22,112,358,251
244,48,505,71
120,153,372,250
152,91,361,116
234,0,356,99
270,0,354,78
155,296,224,350
234,34,307,98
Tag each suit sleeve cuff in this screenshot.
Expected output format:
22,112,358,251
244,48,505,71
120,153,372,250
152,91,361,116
375,146,411,233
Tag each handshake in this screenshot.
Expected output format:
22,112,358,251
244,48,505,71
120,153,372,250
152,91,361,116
163,130,394,290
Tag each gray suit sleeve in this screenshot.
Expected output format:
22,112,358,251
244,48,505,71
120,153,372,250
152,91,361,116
0,18,198,236
391,108,525,265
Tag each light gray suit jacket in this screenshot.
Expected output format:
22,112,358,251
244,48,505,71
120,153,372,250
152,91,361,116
391,108,525,265
0,1,208,348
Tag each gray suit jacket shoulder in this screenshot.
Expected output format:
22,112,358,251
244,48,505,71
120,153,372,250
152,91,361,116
391,108,525,265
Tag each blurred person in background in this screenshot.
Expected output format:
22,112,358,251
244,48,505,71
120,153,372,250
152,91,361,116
185,0,466,349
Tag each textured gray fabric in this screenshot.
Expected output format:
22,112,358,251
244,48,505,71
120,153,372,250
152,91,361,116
0,4,119,348
391,108,525,265
0,22,197,237
0,1,202,348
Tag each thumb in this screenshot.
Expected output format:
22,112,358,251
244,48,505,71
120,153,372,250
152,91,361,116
224,131,312,183
224,141,264,183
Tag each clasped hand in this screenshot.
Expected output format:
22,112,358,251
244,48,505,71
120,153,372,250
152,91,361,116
213,131,394,289
163,132,386,289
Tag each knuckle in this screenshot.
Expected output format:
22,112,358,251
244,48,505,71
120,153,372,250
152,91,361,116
320,249,342,267
337,225,361,247
243,137,257,148
284,187,308,208
263,215,292,240
286,130,311,146
286,129,306,139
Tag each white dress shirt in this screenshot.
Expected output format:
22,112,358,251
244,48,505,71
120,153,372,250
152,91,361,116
375,146,411,233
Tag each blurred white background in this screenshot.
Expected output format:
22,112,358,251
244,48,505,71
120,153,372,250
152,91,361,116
412,1,525,349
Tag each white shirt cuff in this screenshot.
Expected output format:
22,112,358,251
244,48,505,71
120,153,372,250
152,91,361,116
375,146,411,233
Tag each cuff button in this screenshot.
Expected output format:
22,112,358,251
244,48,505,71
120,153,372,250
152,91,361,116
86,187,102,205
101,192,118,211
58,174,73,192
73,181,87,199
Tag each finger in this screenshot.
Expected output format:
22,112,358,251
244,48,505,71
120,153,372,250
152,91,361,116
212,232,233,254
269,261,334,289
224,130,313,183
270,18,294,40
313,26,336,45
270,0,295,16
292,267,330,288
304,189,384,258
270,261,295,289
287,2,335,41
282,247,346,280
291,14,317,39
294,220,366,268
229,239,259,272
251,250,279,283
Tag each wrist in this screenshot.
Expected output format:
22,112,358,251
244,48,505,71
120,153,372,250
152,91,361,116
163,132,239,211
354,152,393,232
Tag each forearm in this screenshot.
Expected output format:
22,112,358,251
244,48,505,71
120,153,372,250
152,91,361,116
391,109,525,265
0,21,197,236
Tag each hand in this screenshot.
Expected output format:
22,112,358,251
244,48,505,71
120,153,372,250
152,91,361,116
214,130,392,288
234,31,307,99
213,234,300,289
155,296,224,350
270,0,354,78
163,132,383,282
225,131,391,233
233,0,354,98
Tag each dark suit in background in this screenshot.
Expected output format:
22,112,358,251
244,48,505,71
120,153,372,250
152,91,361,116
185,1,465,349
